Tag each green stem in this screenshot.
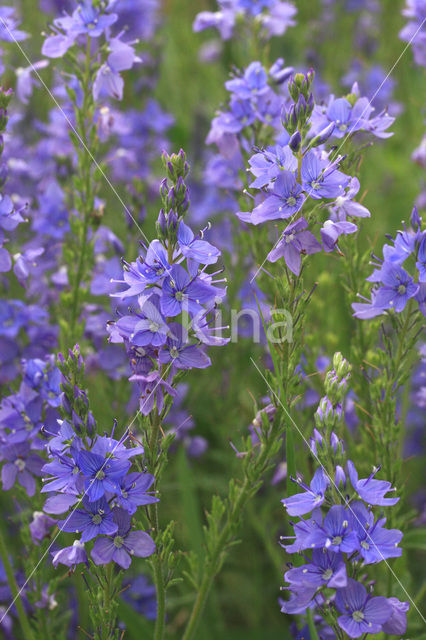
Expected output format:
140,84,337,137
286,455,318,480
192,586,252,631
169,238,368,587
148,410,167,640
182,478,251,640
0,527,35,640
152,554,166,640
307,608,320,640
381,302,414,482
182,423,282,640
68,37,94,345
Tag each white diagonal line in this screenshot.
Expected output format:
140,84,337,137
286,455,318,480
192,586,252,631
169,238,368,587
0,363,172,624
250,356,426,623
250,17,426,283
0,17,170,268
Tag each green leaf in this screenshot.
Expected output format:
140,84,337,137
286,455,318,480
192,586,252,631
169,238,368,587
404,528,426,551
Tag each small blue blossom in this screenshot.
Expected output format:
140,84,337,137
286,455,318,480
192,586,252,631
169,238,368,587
335,579,392,638
251,172,305,224
347,460,399,506
281,468,329,516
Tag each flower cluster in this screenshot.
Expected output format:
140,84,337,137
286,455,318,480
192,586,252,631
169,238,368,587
40,347,157,571
399,0,426,67
109,150,228,415
42,0,141,101
280,358,408,638
311,353,351,463
0,88,27,274
193,0,297,41
309,81,394,140
233,69,392,272
281,461,407,638
353,206,425,318
0,355,62,497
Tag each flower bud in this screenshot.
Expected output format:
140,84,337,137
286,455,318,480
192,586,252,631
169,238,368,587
159,177,168,201
167,209,178,232
156,208,167,238
0,87,13,111
335,464,346,489
162,149,189,182
308,122,336,149
86,410,96,436
282,104,297,133
289,131,301,152
333,352,351,379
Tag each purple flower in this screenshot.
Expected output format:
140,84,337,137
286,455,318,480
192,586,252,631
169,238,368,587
347,460,399,506
248,144,296,189
284,548,347,590
91,508,155,569
177,220,220,265
129,370,176,416
111,240,170,299
382,597,409,635
281,508,323,553
330,177,371,219
281,468,330,516
42,1,118,57
159,323,211,370
311,90,394,140
251,172,305,224
416,234,426,282
113,472,159,515
280,585,318,614
349,501,402,564
16,60,49,104
0,247,11,272
21,357,62,407
267,217,322,274
320,220,358,252
122,574,157,621
206,96,255,138
311,505,359,554
0,194,25,232
58,497,118,542
0,7,28,42
260,2,297,37
93,36,141,101
13,248,45,288
301,152,350,200
193,8,235,40
29,511,57,545
335,579,392,638
116,296,170,348
160,265,220,318
1,442,44,496
41,446,83,495
225,62,269,99
51,540,88,570
352,289,386,319
77,449,131,502
372,264,419,312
